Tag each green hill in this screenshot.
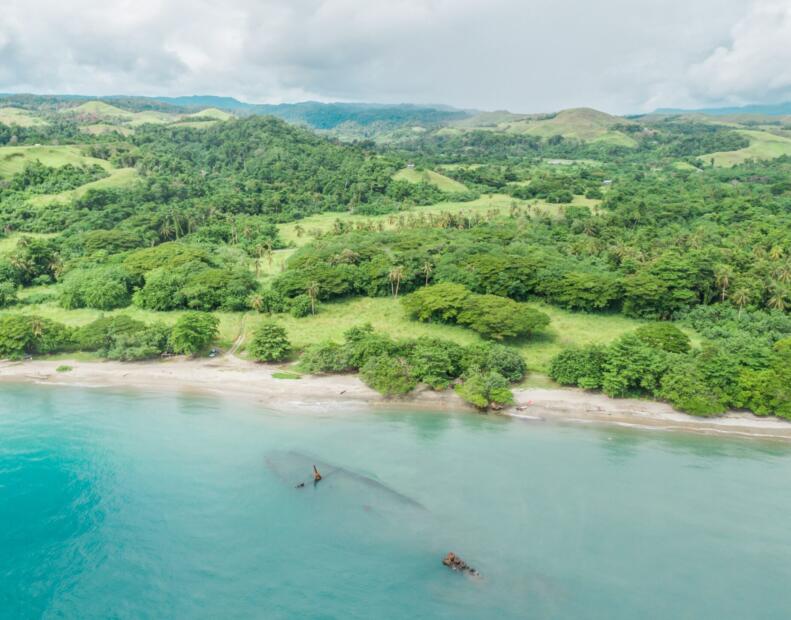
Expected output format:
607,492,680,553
393,167,468,192
188,108,234,121
449,108,637,147
0,107,48,127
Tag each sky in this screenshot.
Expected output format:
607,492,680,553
1,0,789,114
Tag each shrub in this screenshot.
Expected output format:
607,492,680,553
457,294,549,340
360,354,417,396
404,338,465,390
0,280,18,308
601,334,672,398
248,322,291,362
289,294,313,318
299,341,354,374
59,266,135,310
455,370,514,410
169,312,219,355
549,345,607,389
402,283,471,322
0,315,73,358
105,323,171,361
344,324,397,367
635,322,691,353
76,315,170,360
248,289,288,314
462,342,527,383
659,361,727,416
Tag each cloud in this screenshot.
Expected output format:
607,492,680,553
0,0,782,113
686,0,791,104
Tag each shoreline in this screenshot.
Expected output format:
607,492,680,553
2,356,790,440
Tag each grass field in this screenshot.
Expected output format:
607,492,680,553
449,108,638,148
80,123,133,136
278,193,600,247
27,167,138,206
0,145,113,178
0,233,58,256
187,108,234,121
708,130,791,166
393,167,468,192
0,107,47,127
2,291,701,378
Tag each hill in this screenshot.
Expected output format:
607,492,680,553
657,102,791,116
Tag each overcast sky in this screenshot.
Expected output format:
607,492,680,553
1,0,789,113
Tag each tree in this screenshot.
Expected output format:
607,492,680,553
455,370,513,410
714,264,734,302
549,345,607,389
457,295,549,340
306,281,320,315
360,354,416,396
421,261,433,286
169,312,219,355
730,288,751,317
402,283,471,323
389,266,405,298
635,323,691,353
0,281,18,308
248,321,291,362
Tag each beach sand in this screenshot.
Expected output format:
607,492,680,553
2,355,790,440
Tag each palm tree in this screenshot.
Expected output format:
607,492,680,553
248,294,264,313
714,265,734,302
730,288,750,318
769,245,785,261
389,266,405,299
767,286,788,312
306,281,320,315
775,261,791,286
421,261,433,286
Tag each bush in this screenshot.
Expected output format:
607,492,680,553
299,341,354,374
344,324,397,367
402,283,471,322
601,334,672,398
106,323,171,361
289,294,313,318
248,322,291,362
549,345,607,389
76,315,170,360
0,280,18,308
169,312,219,355
457,294,549,340
404,338,465,390
462,342,527,383
360,354,417,396
659,361,727,416
248,289,288,314
635,322,691,353
59,266,135,310
0,315,73,358
455,370,513,410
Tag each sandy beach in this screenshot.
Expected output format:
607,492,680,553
2,355,790,440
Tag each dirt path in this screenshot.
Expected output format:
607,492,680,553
228,313,248,355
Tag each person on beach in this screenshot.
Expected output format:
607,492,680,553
313,465,322,483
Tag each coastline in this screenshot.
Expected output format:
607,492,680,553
2,356,790,440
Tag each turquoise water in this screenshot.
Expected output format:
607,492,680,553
2,385,791,619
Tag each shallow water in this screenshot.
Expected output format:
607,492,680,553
2,384,791,619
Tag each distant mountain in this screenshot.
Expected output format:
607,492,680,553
251,101,470,129
154,95,253,110
656,102,791,116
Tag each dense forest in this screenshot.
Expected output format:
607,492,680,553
1,101,789,416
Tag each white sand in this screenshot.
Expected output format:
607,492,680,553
2,356,790,440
